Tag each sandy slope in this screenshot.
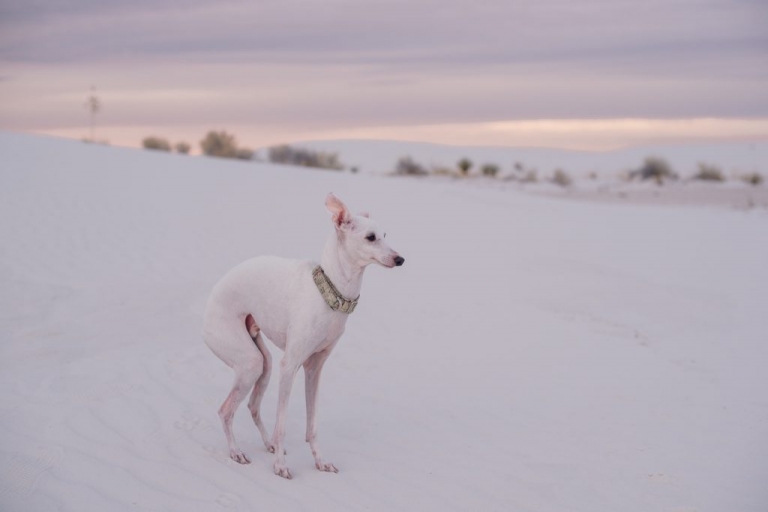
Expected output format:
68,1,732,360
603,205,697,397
1,132,767,512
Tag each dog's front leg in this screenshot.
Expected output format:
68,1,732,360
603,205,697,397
272,355,300,479
304,349,338,473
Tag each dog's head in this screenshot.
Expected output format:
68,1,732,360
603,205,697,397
325,193,404,269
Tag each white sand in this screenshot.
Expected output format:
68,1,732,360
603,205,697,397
1,132,767,511
525,180,768,210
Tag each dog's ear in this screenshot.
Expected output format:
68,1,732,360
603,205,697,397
325,193,351,229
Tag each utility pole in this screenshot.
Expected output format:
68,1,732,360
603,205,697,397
84,85,101,142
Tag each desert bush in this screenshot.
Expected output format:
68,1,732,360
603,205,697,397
394,156,428,176
142,136,171,151
200,130,238,158
235,148,255,160
458,158,473,176
268,145,343,170
521,169,538,183
513,161,525,172
630,157,677,184
693,163,724,182
431,166,456,177
552,169,572,187
481,163,500,177
741,172,763,186
175,141,191,154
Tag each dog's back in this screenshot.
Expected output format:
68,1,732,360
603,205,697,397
203,255,317,351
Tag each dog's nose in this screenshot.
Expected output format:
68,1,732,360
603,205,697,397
394,256,405,266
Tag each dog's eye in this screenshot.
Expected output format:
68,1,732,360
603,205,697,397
365,233,376,242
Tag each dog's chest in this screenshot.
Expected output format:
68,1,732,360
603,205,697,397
313,312,348,350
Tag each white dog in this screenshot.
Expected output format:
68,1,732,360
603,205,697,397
203,193,404,479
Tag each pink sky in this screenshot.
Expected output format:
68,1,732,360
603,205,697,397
1,0,767,150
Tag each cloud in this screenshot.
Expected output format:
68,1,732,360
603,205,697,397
2,1,766,69
1,0,767,141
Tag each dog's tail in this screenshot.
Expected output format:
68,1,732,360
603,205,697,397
245,314,270,360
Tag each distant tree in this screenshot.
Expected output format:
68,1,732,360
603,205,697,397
142,136,171,151
741,172,763,186
629,157,677,184
268,145,344,170
552,168,572,187
175,141,191,154
393,156,427,176
481,163,500,178
458,158,473,175
83,85,101,142
693,163,724,182
200,130,238,158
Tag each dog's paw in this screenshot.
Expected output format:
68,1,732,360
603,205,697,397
229,449,251,465
266,443,287,455
315,460,339,473
273,462,292,479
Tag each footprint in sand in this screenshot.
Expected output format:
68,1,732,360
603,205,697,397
0,445,64,499
174,412,201,431
215,492,242,508
648,472,679,485
202,445,229,463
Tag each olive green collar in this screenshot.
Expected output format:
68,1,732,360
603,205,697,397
312,265,359,314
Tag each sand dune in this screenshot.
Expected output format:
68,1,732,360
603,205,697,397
1,132,767,511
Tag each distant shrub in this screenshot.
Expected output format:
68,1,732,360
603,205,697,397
235,148,255,161
630,157,677,184
458,158,473,176
350,166,359,174
394,156,428,176
552,169,572,187
521,169,538,183
481,163,500,177
513,161,524,172
142,136,171,151
741,172,763,186
200,130,239,158
268,145,343,170
588,171,598,180
431,166,456,177
693,163,724,182
175,141,191,154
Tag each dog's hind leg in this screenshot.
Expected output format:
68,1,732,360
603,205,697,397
207,320,264,465
247,330,274,453
219,360,262,464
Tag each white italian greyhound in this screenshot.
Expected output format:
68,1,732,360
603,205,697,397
203,193,404,479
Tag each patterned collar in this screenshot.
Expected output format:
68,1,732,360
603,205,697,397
312,265,359,314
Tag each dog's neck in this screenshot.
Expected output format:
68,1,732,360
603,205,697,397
320,233,365,300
